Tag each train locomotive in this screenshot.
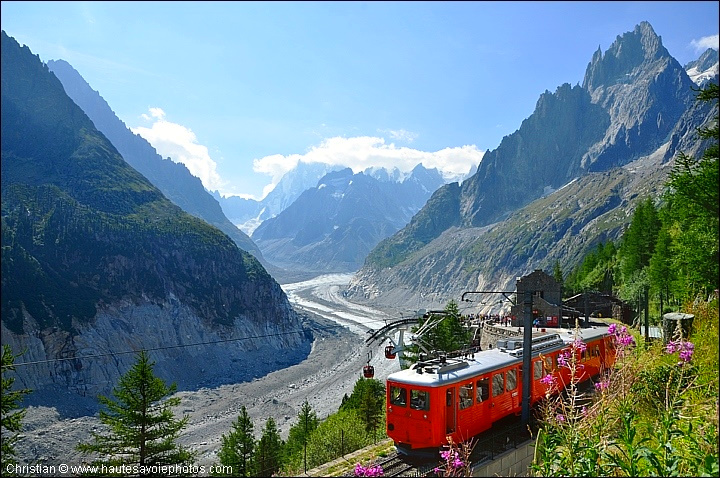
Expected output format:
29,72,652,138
385,325,615,455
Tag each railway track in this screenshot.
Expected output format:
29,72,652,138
374,455,417,476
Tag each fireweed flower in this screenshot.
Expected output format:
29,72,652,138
594,380,609,391
439,447,465,470
618,333,635,347
540,374,556,387
608,323,617,334
573,338,587,353
556,414,566,422
666,340,694,365
557,351,569,367
354,463,384,477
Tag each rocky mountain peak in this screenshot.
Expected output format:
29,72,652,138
685,48,719,85
583,21,669,92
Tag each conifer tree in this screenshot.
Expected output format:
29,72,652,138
77,351,194,471
1,345,30,472
283,400,318,469
620,197,661,280
340,378,385,436
215,406,255,477
665,82,719,298
253,416,283,476
552,260,564,288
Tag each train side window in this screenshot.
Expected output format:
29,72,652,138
543,356,553,373
533,360,543,380
506,368,517,391
390,386,407,407
410,389,429,410
594,345,600,357
492,372,505,397
459,383,474,409
476,378,489,402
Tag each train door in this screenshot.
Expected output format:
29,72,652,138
507,367,521,410
531,359,544,403
490,371,508,420
445,387,456,434
475,376,492,433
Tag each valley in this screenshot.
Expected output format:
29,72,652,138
14,274,401,470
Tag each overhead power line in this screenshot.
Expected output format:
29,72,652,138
2,323,350,369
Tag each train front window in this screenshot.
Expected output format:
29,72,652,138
476,378,489,402
390,386,407,407
410,389,429,410
459,383,474,409
492,372,505,397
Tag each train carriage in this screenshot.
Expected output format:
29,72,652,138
385,325,615,455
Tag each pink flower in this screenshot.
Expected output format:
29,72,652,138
573,338,587,352
556,414,566,422
355,463,384,477
617,333,635,347
607,323,617,334
666,338,695,366
594,380,609,391
540,374,556,387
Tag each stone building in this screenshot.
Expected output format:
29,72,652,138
509,269,562,327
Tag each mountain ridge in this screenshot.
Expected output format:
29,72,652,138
0,30,310,414
45,58,267,265
348,21,717,311
251,164,447,272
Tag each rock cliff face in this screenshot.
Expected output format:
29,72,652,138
1,297,310,417
349,22,717,310
1,30,311,415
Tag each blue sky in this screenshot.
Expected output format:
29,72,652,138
2,1,718,199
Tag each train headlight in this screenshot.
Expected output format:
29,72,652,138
388,423,394,431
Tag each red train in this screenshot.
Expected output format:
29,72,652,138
385,325,616,455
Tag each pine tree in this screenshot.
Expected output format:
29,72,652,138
664,82,719,298
649,224,674,313
77,351,194,471
253,417,283,476
620,197,661,280
670,83,719,218
283,400,318,472
340,378,385,436
1,345,31,472
215,406,255,477
552,260,563,287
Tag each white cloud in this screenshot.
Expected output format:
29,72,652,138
252,152,305,198
691,34,719,53
378,128,419,143
131,108,225,192
253,136,484,197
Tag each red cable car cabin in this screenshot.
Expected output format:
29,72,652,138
386,325,615,455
